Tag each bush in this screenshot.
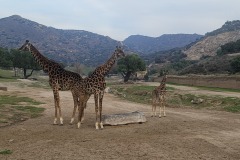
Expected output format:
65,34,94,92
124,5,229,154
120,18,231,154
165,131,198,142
231,56,240,73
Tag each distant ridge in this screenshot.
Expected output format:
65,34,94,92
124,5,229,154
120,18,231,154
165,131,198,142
0,15,208,66
123,33,203,55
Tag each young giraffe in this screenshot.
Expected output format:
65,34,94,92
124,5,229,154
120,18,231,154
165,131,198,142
71,47,125,129
152,74,167,117
19,40,83,125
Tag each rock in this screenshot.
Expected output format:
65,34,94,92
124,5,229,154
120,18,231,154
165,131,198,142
191,98,204,104
102,111,147,126
0,87,7,91
105,87,111,93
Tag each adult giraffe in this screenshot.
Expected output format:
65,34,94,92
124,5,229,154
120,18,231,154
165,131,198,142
19,40,83,125
71,46,125,129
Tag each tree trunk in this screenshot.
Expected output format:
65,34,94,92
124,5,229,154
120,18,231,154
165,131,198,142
23,68,34,79
13,67,17,77
124,71,132,82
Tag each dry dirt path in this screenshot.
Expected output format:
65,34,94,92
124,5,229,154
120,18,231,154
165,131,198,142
0,82,240,159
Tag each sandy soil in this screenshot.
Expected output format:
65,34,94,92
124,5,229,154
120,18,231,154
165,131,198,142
1,82,240,160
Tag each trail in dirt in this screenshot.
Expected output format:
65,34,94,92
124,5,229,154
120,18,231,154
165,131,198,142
0,82,240,159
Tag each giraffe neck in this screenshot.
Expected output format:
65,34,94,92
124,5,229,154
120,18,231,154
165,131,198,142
93,52,118,76
28,44,52,68
157,75,167,90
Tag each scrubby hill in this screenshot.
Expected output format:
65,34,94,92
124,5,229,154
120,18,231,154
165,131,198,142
0,15,120,66
149,20,240,75
184,21,240,60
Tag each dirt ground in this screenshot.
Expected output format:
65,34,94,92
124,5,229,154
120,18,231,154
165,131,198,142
1,81,240,160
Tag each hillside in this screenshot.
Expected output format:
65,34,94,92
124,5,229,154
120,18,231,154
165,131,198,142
184,21,240,60
0,15,120,66
0,15,204,67
123,34,203,54
147,20,240,76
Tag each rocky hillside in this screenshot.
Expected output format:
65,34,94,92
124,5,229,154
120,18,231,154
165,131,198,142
0,15,120,66
184,21,240,60
123,34,203,55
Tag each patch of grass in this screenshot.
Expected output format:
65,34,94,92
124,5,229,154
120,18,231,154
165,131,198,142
110,83,240,113
197,86,240,93
0,95,45,127
224,105,240,113
221,97,240,112
0,95,43,105
13,105,45,118
0,149,13,155
0,69,19,82
169,82,240,93
111,84,174,104
27,81,50,89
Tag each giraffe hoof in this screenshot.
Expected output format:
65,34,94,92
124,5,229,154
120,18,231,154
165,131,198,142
77,122,81,129
100,123,104,129
95,122,99,130
53,118,58,125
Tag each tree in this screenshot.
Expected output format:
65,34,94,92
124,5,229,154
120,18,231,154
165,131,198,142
10,49,41,79
231,56,240,73
0,48,12,68
117,54,146,82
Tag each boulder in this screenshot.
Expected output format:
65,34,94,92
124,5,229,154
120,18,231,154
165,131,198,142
191,98,204,104
103,111,147,126
0,87,7,91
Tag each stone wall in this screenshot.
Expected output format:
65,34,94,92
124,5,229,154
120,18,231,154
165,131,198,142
153,75,240,89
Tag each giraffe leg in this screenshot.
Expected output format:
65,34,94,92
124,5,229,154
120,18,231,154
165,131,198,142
81,95,90,123
99,92,104,129
152,93,157,117
54,97,58,125
163,95,166,117
151,97,155,117
159,96,163,118
77,99,85,128
94,94,99,130
81,109,85,123
70,92,78,124
53,88,62,125
152,102,156,117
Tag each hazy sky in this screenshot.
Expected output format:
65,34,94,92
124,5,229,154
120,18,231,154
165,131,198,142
0,0,239,41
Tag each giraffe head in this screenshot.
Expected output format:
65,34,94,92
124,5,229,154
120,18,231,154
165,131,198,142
19,40,31,51
114,46,125,58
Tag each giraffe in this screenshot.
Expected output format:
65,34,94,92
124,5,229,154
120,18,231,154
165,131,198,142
152,74,167,118
18,40,83,125
71,46,125,129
